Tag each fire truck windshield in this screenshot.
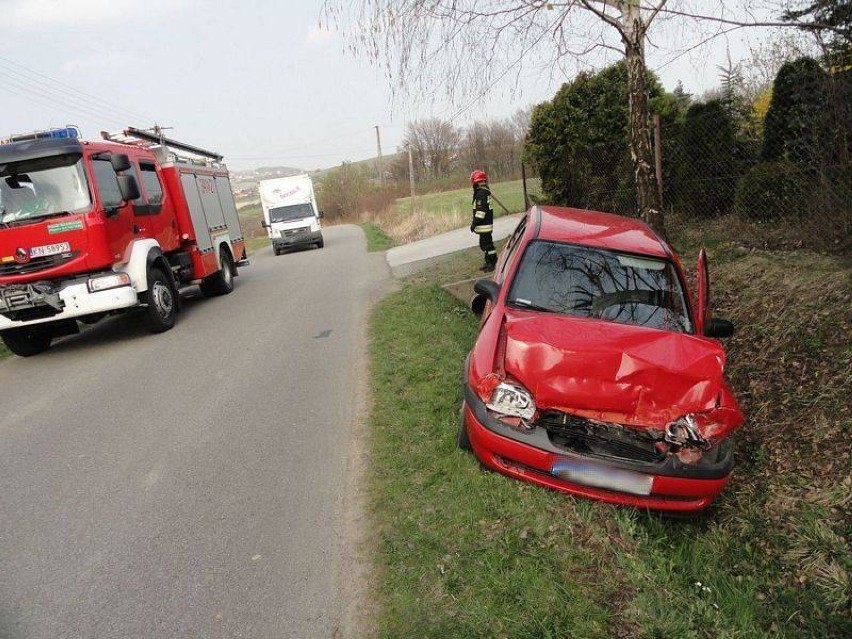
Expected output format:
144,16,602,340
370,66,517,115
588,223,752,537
0,154,90,226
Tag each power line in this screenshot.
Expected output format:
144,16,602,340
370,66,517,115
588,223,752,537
0,84,127,129
0,54,156,124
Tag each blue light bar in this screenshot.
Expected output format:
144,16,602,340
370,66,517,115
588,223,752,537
1,125,81,144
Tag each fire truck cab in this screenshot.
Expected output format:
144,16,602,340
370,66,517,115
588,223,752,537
0,126,247,356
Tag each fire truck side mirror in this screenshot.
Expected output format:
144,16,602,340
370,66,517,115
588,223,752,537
110,153,132,173
117,175,140,203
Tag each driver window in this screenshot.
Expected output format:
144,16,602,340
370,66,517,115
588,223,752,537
91,159,122,209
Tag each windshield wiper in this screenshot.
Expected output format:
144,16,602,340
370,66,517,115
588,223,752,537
1,211,75,227
509,298,554,313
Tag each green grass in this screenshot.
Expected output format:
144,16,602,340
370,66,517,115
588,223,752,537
0,341,8,360
368,242,852,637
360,222,395,252
395,178,540,218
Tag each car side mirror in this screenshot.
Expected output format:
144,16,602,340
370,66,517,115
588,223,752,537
117,174,140,202
474,278,500,301
704,318,735,338
110,153,132,173
261,220,270,228
471,279,500,316
318,210,324,219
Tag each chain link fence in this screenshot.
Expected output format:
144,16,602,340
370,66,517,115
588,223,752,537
521,71,851,255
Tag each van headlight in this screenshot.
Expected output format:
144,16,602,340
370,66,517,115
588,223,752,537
487,382,536,421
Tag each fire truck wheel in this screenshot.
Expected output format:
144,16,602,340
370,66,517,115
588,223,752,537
200,250,235,297
143,268,177,333
1,326,52,357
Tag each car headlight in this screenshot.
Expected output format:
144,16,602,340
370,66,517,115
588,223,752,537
88,273,131,293
486,382,536,421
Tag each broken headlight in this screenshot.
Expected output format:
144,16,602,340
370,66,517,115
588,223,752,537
487,382,536,421
664,413,734,465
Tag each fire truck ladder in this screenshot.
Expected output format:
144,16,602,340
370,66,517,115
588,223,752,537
100,127,224,166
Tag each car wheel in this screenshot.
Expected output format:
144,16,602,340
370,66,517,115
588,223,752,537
143,268,177,333
316,237,324,249
1,326,52,357
457,401,472,451
200,250,235,297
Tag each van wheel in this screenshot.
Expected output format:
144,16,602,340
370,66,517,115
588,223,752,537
200,250,235,297
143,268,177,333
316,237,324,249
1,326,52,357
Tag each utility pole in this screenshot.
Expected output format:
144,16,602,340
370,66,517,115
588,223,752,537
408,145,416,200
374,125,384,186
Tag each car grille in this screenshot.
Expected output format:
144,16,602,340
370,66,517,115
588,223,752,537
536,411,665,464
0,252,77,277
282,227,309,237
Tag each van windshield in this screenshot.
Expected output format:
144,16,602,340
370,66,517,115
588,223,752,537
508,241,692,333
269,203,314,223
0,154,91,225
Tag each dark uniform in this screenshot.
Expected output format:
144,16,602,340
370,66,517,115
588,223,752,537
471,183,497,270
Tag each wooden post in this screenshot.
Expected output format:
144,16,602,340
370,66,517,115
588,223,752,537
408,146,416,202
521,162,530,210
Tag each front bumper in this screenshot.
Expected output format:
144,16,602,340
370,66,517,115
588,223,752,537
0,280,138,329
272,229,322,249
463,384,733,513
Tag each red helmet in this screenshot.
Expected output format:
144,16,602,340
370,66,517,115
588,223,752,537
470,170,488,186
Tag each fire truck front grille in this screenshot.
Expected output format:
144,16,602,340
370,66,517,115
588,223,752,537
0,253,76,277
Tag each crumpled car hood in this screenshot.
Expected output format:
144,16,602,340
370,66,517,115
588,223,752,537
502,310,728,427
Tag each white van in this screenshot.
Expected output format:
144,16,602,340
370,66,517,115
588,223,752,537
259,174,324,255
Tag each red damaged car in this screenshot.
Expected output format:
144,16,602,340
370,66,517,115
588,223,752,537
460,206,742,513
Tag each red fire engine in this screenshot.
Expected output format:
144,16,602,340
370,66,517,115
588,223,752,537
0,126,248,356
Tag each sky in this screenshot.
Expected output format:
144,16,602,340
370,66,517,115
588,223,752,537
0,0,805,171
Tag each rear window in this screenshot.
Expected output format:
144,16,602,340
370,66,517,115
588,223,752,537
507,241,692,333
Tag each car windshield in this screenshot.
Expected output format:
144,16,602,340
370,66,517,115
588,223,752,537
268,202,314,223
507,241,692,333
0,154,90,225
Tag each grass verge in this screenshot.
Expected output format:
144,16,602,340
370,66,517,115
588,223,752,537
368,236,851,637
363,178,541,245
360,222,395,252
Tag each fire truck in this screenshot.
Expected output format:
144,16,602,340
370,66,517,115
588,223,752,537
0,126,248,356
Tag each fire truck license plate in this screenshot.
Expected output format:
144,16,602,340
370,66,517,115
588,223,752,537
30,242,71,258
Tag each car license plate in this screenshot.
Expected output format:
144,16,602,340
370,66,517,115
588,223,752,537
30,242,71,258
551,457,653,496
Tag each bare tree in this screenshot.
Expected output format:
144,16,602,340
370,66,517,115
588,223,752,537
323,1,833,236
404,118,461,180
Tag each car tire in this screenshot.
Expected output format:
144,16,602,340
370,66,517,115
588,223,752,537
457,401,472,451
1,326,52,357
316,237,324,249
143,268,177,334
200,250,235,297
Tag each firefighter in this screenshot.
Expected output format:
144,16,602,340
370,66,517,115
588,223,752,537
470,170,497,271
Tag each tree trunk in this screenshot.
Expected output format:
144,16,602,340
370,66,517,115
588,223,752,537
622,2,665,237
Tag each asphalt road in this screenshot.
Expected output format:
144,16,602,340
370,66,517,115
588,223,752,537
0,225,389,638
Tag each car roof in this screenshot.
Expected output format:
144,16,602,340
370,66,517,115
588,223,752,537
534,206,671,259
